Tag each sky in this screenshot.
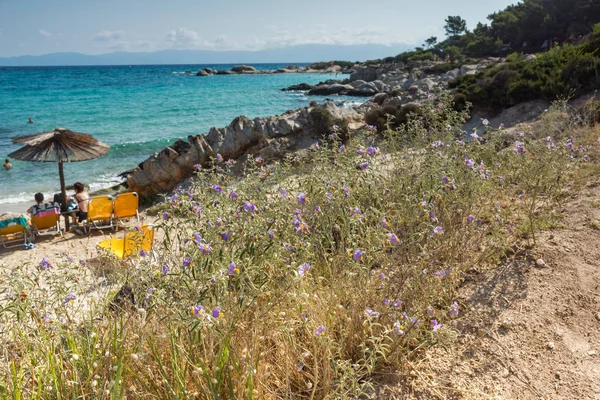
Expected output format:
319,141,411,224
0,0,518,57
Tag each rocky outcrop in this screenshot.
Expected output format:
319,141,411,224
231,65,257,73
127,103,360,198
281,83,314,91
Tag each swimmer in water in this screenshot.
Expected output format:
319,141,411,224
28,117,34,124
3,159,12,170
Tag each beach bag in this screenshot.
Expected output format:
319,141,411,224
66,198,78,212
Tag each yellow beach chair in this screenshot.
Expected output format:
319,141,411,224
97,225,154,259
113,192,139,227
0,216,30,249
85,195,115,234
31,208,62,239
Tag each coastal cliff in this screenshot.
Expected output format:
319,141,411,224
127,102,360,198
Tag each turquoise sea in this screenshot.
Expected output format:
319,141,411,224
0,64,360,208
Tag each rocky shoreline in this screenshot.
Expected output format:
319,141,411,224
126,102,360,198
126,57,510,200
281,58,505,99
192,64,352,76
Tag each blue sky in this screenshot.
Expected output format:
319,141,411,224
0,0,518,57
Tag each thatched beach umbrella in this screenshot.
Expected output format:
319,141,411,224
8,127,110,228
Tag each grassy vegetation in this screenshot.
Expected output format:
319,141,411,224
0,94,596,398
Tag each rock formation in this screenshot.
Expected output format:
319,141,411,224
127,103,360,198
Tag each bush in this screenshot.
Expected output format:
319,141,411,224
365,103,423,132
452,37,600,110
309,107,335,135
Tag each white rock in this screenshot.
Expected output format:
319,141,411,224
535,258,546,268
547,342,555,350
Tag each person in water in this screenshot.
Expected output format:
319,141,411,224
3,159,11,170
28,117,34,124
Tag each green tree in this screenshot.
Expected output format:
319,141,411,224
424,36,438,48
444,16,467,37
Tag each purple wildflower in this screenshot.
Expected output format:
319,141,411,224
193,164,202,171
228,191,239,200
467,214,474,223
211,184,223,194
199,243,212,255
39,257,52,270
219,232,232,242
183,257,192,268
145,288,155,300
339,144,347,153
367,147,381,157
212,307,222,318
434,269,451,278
449,301,459,316
381,217,390,229
243,201,257,215
365,307,380,318
255,156,263,164
344,186,351,197
387,233,400,245
216,153,224,163
315,325,326,336
297,193,309,205
431,320,442,332
279,188,288,198
162,211,170,221
162,264,170,276
351,249,364,261
482,118,489,126
64,293,76,305
514,141,526,154
298,263,311,277
192,232,203,244
393,321,405,336
227,262,239,275
192,305,204,317
139,249,148,258
268,230,276,240
433,226,444,235
358,162,369,171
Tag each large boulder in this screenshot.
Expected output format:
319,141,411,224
231,65,257,73
127,103,361,198
216,70,236,75
308,83,354,96
459,65,478,76
281,83,314,91
196,70,209,76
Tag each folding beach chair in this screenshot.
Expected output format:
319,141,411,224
113,192,140,227
0,216,30,249
85,195,115,234
31,207,62,239
97,225,154,260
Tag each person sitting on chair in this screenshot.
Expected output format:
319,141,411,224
27,192,59,216
73,182,89,224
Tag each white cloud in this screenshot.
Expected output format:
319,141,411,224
39,29,52,38
93,30,125,42
166,27,200,48
107,40,154,51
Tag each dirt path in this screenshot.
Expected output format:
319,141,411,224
387,178,600,400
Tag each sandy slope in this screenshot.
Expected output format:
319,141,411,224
376,179,600,399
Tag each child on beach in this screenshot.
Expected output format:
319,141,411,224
27,193,59,215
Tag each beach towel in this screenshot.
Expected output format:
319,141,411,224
31,202,60,216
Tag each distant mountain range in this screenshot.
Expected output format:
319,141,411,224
0,44,413,67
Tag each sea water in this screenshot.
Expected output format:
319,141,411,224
0,64,361,208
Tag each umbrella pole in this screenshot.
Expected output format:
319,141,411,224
58,161,70,231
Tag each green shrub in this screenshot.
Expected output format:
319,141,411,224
452,38,600,110
365,103,423,132
309,107,335,135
